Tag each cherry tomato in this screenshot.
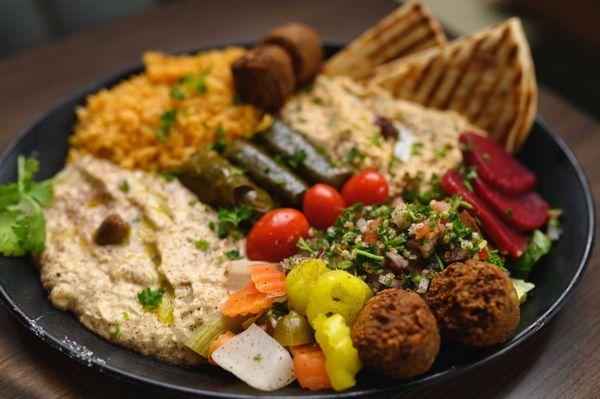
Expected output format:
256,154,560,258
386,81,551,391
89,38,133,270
246,208,310,262
302,184,345,230
341,170,389,206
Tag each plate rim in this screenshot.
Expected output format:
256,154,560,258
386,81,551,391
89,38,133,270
0,41,596,398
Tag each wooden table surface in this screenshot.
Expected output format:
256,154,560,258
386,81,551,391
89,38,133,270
0,1,598,398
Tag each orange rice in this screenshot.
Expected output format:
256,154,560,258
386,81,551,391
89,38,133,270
69,47,270,171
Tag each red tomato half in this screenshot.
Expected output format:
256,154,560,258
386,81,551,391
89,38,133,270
246,208,310,262
341,170,389,206
302,184,345,230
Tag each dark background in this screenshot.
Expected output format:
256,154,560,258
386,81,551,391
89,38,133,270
0,0,598,118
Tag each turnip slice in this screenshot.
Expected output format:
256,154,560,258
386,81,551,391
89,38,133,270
211,324,295,391
460,132,536,195
226,259,272,292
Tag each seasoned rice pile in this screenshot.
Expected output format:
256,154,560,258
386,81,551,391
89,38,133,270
70,47,269,171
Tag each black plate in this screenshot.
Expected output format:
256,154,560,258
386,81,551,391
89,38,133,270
0,43,595,398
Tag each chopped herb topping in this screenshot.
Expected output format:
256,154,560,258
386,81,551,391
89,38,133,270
505,208,514,217
410,142,424,156
157,170,177,182
195,239,209,251
225,250,242,260
118,180,130,193
288,149,307,169
114,324,121,342
155,109,176,142
212,126,229,152
122,311,129,321
345,147,365,165
137,287,165,310
370,134,384,147
253,353,263,362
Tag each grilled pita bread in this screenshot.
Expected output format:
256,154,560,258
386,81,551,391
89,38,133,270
323,0,446,80
368,18,537,152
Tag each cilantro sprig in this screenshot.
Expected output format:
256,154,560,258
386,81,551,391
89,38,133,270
0,156,54,257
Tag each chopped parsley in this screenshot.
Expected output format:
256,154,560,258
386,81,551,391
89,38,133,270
118,180,130,193
0,156,54,257
505,208,514,217
288,150,307,169
170,84,186,100
345,147,365,165
274,154,286,166
225,250,242,260
211,126,228,152
122,311,129,321
462,168,478,192
114,324,121,342
410,142,424,156
210,206,254,239
253,353,263,362
370,134,384,147
137,287,165,310
157,170,177,182
155,109,177,142
195,239,209,251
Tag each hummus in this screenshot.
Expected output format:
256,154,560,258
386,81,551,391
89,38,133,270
39,155,243,364
282,75,482,194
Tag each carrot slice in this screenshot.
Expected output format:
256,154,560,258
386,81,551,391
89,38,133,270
291,344,332,391
207,331,235,365
248,263,287,298
221,281,274,317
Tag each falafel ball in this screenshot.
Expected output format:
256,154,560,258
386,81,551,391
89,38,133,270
351,289,440,379
232,44,295,110
262,22,323,86
426,260,520,347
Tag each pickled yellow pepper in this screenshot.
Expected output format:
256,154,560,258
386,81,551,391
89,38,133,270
306,270,372,326
313,313,362,391
285,258,329,314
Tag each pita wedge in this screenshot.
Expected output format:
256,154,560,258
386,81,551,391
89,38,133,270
322,0,446,80
369,18,537,152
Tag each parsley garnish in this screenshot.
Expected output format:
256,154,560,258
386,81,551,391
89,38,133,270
171,84,186,100
0,156,54,257
225,250,242,260
118,180,129,193
157,170,177,182
253,353,263,362
288,149,307,169
212,126,228,152
155,109,176,142
195,239,209,251
345,147,365,165
137,287,165,310
114,324,121,342
410,142,424,156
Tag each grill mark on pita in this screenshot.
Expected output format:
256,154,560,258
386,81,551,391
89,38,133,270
458,25,510,118
387,30,437,62
424,46,461,106
470,28,513,123
440,37,484,110
495,69,523,141
368,15,430,62
411,56,436,95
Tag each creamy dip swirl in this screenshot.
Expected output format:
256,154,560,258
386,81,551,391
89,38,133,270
39,155,242,364
282,75,482,194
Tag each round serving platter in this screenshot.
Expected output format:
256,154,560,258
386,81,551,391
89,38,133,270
0,43,595,398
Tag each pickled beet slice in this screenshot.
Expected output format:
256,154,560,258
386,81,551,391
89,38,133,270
472,177,549,232
442,170,528,259
460,132,536,195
